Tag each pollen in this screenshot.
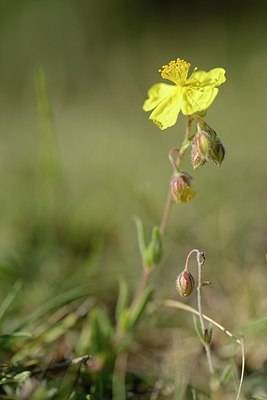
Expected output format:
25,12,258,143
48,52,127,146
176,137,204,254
160,58,191,85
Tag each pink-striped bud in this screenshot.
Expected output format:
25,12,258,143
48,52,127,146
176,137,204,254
170,173,195,203
191,145,206,170
194,130,212,158
176,270,195,297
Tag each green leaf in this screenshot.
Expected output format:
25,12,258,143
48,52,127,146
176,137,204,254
0,280,23,323
203,325,213,344
134,217,146,258
15,286,88,331
192,315,205,344
127,287,154,330
90,307,113,352
220,363,234,386
252,393,267,400
143,226,162,268
13,371,31,383
115,278,129,325
117,309,130,333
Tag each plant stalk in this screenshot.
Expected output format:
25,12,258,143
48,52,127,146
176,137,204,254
113,117,194,399
185,249,215,375
130,267,153,307
160,116,192,234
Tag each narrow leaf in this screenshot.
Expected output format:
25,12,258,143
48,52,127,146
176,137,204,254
127,287,154,330
192,314,205,344
134,217,146,257
0,280,23,322
115,278,129,324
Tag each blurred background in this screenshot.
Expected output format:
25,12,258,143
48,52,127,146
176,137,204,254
0,0,267,394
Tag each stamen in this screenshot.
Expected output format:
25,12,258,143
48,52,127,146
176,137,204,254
159,58,191,85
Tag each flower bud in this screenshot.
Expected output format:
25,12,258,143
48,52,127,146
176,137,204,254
191,144,206,170
170,173,195,203
210,139,225,167
194,130,213,158
176,270,195,297
191,122,225,168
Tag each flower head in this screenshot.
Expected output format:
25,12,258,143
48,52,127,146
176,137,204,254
143,58,226,130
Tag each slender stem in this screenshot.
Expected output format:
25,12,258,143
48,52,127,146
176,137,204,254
168,148,180,172
163,299,245,400
184,249,215,374
196,252,215,375
186,115,192,139
131,268,153,307
159,190,172,235
236,336,245,400
160,116,193,235
112,117,194,400
177,116,192,166
138,116,194,302
196,255,205,334
184,248,198,271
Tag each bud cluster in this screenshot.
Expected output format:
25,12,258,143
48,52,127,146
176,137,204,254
191,122,225,170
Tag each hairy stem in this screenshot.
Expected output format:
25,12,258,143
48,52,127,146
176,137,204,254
132,116,193,312
185,249,215,375
130,267,153,307
159,190,172,235
113,117,194,399
136,116,193,304
160,116,192,235
196,253,215,375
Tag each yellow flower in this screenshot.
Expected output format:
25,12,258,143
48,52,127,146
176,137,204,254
143,58,226,130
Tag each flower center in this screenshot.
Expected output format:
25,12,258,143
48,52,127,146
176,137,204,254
159,58,191,85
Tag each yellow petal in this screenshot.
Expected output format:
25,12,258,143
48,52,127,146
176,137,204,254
143,83,176,111
187,68,226,88
181,185,195,203
149,87,182,130
173,184,195,203
181,86,219,115
181,68,226,114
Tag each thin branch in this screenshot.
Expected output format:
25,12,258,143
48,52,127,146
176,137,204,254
236,336,245,400
196,252,214,375
184,249,214,374
159,190,172,235
115,116,194,399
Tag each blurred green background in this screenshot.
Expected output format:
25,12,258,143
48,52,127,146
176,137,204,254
0,0,267,387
